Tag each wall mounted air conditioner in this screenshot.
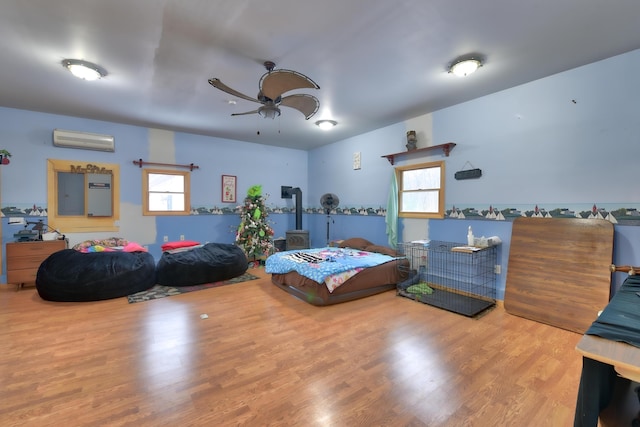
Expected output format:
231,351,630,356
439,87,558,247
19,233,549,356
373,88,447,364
53,129,115,152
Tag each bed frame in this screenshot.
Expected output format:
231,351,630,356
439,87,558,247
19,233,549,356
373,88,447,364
269,238,408,306
271,258,407,305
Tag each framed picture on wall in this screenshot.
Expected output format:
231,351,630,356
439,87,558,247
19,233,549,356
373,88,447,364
222,175,236,203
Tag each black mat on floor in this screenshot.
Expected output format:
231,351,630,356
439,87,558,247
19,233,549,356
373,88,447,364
397,288,495,317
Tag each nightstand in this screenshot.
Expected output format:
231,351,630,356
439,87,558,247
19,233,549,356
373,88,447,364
6,240,67,290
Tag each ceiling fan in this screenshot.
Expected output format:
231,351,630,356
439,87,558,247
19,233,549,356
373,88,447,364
208,61,320,120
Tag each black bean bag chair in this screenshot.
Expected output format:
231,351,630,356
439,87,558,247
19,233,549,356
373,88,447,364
156,242,248,287
36,249,156,302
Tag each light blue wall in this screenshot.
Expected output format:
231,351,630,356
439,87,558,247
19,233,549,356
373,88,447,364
308,123,405,209
308,48,640,297
0,107,308,274
306,123,406,247
435,49,639,206
430,48,640,295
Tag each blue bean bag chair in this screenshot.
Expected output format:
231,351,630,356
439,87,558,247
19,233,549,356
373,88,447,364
36,249,156,302
155,242,248,286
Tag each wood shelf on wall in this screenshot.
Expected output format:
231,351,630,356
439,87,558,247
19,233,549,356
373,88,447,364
382,142,456,165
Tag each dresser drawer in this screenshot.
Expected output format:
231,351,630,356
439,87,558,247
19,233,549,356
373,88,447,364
6,240,67,286
6,240,66,259
7,254,58,270
7,269,38,284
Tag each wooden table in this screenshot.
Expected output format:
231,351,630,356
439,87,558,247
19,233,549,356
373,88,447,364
504,217,614,334
576,334,640,382
574,275,640,426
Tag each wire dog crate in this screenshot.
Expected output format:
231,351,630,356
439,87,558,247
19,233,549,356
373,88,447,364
396,240,497,317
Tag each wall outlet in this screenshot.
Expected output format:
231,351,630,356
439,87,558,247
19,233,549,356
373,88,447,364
163,235,168,242
494,265,501,274
180,235,185,241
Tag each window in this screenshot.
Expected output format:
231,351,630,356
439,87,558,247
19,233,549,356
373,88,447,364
47,159,120,232
396,160,445,219
142,169,190,215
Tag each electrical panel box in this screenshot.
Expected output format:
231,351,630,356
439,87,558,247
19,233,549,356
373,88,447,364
87,173,112,217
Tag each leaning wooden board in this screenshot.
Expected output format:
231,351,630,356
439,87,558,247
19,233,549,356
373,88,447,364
504,217,613,334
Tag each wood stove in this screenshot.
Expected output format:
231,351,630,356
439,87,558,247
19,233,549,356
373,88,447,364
286,230,309,250
281,185,310,250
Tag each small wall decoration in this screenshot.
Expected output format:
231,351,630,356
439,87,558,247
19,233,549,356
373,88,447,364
455,161,482,180
0,149,11,165
455,168,482,180
406,130,417,151
222,175,236,203
353,152,361,170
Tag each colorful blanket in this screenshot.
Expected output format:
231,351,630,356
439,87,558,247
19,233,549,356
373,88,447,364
74,238,148,253
265,247,396,286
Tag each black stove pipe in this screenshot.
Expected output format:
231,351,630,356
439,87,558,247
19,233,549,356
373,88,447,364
281,185,303,230
291,187,302,230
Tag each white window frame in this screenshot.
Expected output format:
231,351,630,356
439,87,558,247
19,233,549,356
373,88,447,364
396,160,445,219
142,168,191,216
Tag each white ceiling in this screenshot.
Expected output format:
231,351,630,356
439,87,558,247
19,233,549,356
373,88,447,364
1,1,639,151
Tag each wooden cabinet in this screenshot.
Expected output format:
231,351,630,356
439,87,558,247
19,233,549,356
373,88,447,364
6,240,67,289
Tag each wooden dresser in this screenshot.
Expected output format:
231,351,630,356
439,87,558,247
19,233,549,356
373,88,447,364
6,240,67,289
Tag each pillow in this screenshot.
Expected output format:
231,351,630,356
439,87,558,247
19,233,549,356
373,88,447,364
338,237,374,250
123,242,148,252
161,240,200,252
364,244,399,257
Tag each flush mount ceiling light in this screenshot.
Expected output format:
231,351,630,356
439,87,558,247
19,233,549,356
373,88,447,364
448,56,483,77
258,103,281,119
62,59,107,81
315,120,337,130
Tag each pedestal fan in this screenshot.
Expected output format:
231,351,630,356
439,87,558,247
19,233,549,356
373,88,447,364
320,193,340,245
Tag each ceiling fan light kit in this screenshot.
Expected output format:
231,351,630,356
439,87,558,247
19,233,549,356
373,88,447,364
315,120,337,130
258,104,281,119
62,59,107,81
448,56,483,77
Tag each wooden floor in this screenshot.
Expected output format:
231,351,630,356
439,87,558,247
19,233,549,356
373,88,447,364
0,268,624,426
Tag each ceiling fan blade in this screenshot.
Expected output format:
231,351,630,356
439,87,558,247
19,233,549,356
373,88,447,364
260,70,320,100
280,94,320,120
208,78,259,103
231,109,260,116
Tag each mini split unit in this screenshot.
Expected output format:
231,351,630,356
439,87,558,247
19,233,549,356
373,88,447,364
53,129,115,152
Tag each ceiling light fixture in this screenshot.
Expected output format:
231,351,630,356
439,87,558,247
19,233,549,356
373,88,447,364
258,104,281,119
448,56,483,77
315,120,337,130
62,59,107,81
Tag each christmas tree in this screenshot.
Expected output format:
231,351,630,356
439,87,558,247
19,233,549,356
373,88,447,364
235,185,274,261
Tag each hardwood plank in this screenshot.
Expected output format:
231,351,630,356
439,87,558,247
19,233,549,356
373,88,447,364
0,267,601,426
